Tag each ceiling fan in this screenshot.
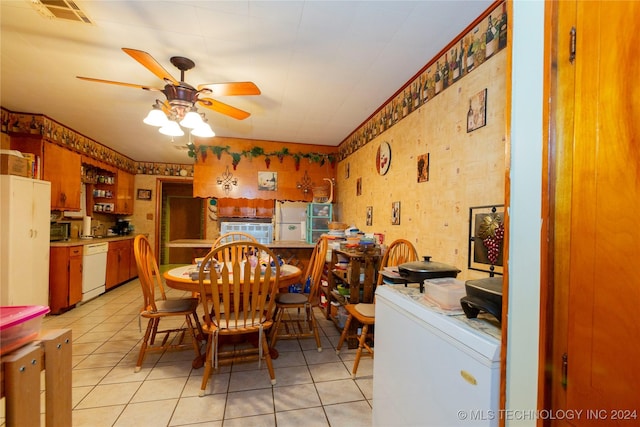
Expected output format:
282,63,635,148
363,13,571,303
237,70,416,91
77,48,260,136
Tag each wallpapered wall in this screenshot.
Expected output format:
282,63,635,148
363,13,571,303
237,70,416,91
334,49,506,282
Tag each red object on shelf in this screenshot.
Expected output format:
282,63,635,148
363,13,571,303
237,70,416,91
0,305,50,355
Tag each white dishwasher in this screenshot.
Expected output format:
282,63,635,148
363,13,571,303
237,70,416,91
82,242,108,302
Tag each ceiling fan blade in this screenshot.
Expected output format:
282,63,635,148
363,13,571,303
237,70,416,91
122,48,179,85
76,76,161,91
198,98,251,120
197,82,261,96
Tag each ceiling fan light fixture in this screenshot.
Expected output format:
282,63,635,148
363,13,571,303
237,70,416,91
143,107,169,127
191,122,215,138
179,109,203,129
159,120,184,137
76,49,258,141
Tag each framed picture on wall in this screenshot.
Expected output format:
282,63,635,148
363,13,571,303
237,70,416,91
137,189,152,200
468,204,504,275
417,153,430,183
258,171,277,191
467,88,487,133
391,201,401,225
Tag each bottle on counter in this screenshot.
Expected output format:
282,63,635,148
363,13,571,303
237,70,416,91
71,225,79,239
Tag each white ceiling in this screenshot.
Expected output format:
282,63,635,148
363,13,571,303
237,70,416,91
1,0,493,164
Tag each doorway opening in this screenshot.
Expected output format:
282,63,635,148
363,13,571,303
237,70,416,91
159,181,203,266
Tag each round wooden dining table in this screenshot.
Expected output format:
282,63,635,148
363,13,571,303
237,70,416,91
163,263,303,364
163,263,302,293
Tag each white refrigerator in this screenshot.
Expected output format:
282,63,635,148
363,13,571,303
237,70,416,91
274,201,307,241
1,175,51,307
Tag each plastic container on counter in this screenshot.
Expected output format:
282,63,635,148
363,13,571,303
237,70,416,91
0,305,50,356
422,278,466,310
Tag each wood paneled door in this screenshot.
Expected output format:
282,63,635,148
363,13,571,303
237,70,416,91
543,1,640,423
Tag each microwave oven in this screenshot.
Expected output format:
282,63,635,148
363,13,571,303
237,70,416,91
50,222,71,241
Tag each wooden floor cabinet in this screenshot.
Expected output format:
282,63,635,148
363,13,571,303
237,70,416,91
49,245,83,314
106,239,135,289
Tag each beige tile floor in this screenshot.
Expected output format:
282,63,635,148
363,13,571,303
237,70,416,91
3,276,373,427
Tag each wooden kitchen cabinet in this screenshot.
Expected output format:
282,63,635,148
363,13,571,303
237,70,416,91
9,136,81,210
106,239,132,289
49,245,83,314
115,170,134,215
43,142,81,210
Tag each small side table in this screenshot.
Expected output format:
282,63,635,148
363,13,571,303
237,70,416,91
1,329,72,427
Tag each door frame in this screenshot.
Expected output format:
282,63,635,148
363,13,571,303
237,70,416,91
153,177,198,265
539,1,572,422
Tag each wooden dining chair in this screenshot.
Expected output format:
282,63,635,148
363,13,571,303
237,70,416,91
336,238,418,378
212,231,257,248
210,231,258,264
188,232,260,298
269,236,328,352
197,241,280,396
132,234,203,372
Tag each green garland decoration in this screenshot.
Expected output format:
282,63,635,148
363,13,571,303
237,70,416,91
211,145,229,160
187,143,336,169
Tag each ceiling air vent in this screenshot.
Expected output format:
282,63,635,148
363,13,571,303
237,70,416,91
30,0,93,24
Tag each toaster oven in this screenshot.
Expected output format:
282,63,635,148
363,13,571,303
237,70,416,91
50,222,71,241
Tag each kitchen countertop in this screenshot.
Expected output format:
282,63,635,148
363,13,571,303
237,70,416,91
50,235,135,247
166,239,315,249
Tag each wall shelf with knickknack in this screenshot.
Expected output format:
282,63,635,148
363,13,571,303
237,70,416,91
92,175,115,213
83,164,113,214
83,168,133,216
